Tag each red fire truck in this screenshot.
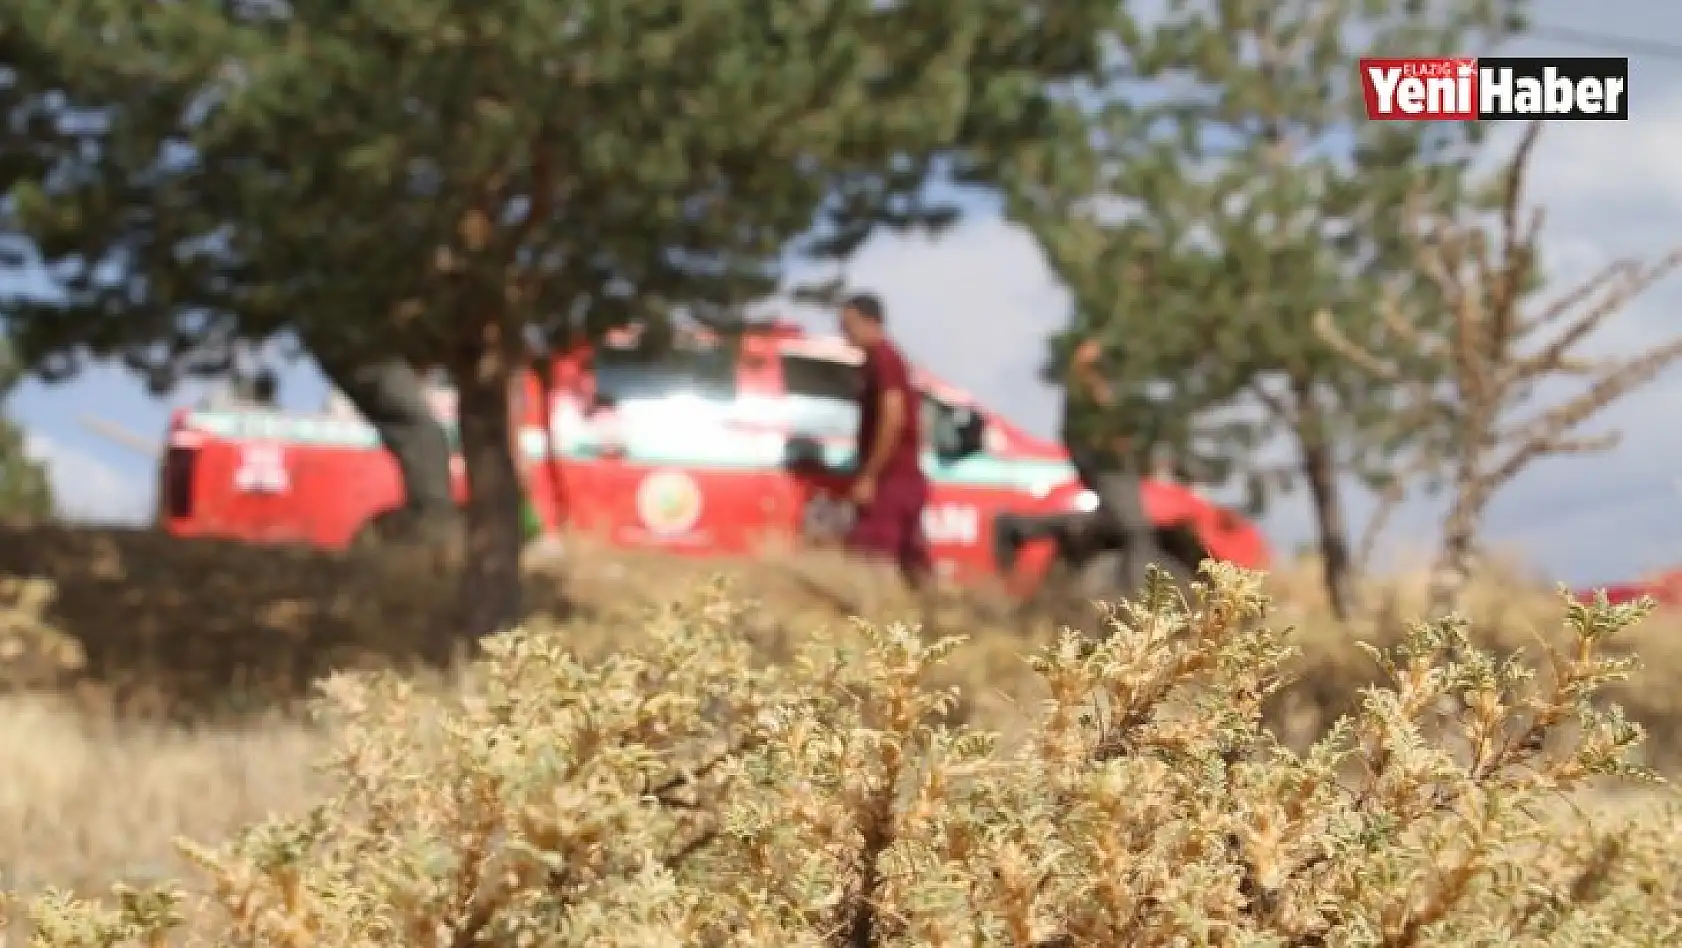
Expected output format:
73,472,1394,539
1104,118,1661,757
151,322,1268,593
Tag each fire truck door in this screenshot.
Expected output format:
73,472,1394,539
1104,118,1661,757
559,346,778,555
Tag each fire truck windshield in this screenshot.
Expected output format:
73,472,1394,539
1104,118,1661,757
592,347,737,407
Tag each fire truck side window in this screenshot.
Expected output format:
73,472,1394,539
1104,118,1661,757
586,347,741,451
593,348,737,405
780,355,861,440
781,353,945,450
920,396,949,452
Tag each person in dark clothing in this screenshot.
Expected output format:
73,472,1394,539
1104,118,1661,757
1061,339,1135,486
839,293,932,588
994,339,1165,592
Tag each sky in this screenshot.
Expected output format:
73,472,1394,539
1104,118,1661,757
4,0,1681,586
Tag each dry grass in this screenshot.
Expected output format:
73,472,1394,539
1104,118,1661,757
0,697,323,895
2,525,1681,942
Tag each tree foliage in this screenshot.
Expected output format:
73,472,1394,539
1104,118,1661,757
0,338,52,521
2,0,1113,643
0,13,59,227
1005,0,1526,617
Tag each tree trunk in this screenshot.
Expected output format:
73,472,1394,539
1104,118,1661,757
447,335,525,649
1298,434,1355,619
1427,482,1483,619
1288,377,1355,620
314,352,456,540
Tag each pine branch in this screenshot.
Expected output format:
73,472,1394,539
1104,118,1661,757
1314,308,1397,381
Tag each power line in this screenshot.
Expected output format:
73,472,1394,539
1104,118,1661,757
1523,22,1682,63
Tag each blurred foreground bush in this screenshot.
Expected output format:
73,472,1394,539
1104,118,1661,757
3,564,1678,946
0,577,84,690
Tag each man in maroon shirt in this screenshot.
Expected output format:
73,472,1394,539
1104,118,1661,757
839,293,932,588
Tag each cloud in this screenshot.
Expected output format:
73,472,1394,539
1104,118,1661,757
22,430,152,525
1521,92,1682,215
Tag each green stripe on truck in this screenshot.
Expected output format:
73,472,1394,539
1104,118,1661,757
185,411,1076,494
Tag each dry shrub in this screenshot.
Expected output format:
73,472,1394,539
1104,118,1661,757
1268,556,1682,769
0,577,85,691
5,564,1678,946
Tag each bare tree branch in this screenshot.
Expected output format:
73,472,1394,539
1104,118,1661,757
1321,119,1682,616
1550,355,1621,376
1507,253,1682,383
1488,121,1543,346
1490,335,1682,485
1376,288,1444,359
1517,258,1636,336
1352,459,1438,582
1489,427,1621,458
1540,432,1623,454
1354,479,1405,580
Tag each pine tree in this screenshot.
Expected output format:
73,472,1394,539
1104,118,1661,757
1006,0,1525,617
3,0,1113,645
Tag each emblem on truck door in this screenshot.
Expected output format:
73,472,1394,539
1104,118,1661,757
636,470,703,536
